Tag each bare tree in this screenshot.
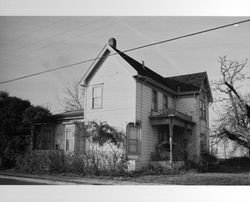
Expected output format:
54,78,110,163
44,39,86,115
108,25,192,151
60,80,84,111
211,56,250,157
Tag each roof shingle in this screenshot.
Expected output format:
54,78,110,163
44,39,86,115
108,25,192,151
114,47,201,93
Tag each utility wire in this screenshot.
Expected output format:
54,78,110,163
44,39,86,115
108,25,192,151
1,19,250,85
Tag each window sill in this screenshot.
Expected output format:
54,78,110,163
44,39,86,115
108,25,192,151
128,154,139,160
91,107,103,110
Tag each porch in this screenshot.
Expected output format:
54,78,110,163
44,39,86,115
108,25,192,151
149,108,194,166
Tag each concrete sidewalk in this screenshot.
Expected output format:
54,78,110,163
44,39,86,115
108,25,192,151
0,171,142,185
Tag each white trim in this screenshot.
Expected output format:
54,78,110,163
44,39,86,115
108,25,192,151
80,44,138,87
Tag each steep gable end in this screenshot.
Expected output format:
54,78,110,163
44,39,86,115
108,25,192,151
80,38,213,100
167,72,212,102
79,38,137,86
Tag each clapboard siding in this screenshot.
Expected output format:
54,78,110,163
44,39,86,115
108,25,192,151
135,81,157,168
84,55,136,130
135,82,175,168
175,96,201,160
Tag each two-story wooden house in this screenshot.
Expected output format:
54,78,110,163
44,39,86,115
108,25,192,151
80,38,213,169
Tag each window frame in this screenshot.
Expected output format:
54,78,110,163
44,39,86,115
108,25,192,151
92,84,103,109
65,125,75,152
152,89,158,112
41,129,52,150
126,124,140,155
163,94,168,110
200,100,206,120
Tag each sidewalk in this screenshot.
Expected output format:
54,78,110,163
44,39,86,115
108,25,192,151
0,170,143,185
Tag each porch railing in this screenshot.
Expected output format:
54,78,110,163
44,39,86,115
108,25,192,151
150,107,193,122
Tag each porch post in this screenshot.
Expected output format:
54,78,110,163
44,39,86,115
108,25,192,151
169,114,174,169
30,125,34,151
184,123,187,161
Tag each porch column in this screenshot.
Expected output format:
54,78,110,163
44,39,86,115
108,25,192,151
168,114,175,169
30,125,34,151
184,123,187,161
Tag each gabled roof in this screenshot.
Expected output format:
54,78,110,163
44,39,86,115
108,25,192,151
167,72,207,89
114,47,199,93
81,38,212,101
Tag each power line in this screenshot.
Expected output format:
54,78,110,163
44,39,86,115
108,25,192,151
1,18,250,85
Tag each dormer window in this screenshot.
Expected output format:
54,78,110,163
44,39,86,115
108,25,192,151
92,84,103,109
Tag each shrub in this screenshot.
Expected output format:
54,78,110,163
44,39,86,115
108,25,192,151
214,157,250,173
16,149,128,176
16,120,128,176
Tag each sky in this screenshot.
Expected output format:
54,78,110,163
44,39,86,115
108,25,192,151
0,16,250,124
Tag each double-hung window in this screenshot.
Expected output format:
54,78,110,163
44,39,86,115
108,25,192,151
92,84,103,109
163,95,168,109
200,100,206,120
65,125,75,152
41,129,52,150
152,89,158,112
127,124,140,155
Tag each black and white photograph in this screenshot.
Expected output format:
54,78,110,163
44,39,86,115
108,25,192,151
0,0,249,201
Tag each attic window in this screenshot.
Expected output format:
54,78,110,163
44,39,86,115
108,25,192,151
92,84,103,109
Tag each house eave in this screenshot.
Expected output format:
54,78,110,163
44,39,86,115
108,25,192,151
135,75,177,95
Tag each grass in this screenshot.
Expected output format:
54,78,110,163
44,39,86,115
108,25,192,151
1,169,250,185
126,172,250,185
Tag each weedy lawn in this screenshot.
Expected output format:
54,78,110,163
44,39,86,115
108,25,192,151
125,172,250,185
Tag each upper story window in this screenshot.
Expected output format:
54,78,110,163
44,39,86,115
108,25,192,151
163,95,168,109
92,84,103,109
152,89,158,112
200,100,206,120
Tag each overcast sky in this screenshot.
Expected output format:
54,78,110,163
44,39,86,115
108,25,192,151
0,16,249,123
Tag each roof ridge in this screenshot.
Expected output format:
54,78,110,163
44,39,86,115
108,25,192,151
166,71,207,79
113,47,166,79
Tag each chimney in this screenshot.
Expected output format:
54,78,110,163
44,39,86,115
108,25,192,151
142,60,145,70
108,38,117,48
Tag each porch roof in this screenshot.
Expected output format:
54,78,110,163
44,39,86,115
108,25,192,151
149,108,194,128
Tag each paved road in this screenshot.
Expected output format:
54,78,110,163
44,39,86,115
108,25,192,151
0,177,46,185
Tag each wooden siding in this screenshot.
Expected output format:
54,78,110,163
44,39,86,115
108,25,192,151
135,81,158,168
84,55,136,130
199,84,210,153
175,96,201,160
135,81,175,168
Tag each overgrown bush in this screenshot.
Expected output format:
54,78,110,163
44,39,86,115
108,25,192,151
15,120,128,176
212,157,250,173
16,149,128,176
183,152,218,172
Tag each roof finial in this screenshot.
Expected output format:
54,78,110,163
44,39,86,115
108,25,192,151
108,38,117,48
